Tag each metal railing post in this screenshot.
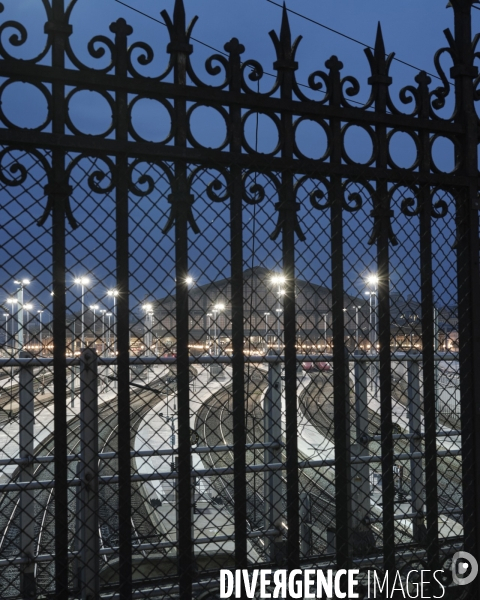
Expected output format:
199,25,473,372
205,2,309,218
19,352,36,597
76,349,99,599
407,358,426,542
300,491,311,558
264,359,284,563
352,358,374,554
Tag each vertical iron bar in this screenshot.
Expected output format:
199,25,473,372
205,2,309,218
111,17,132,598
416,71,439,570
264,361,283,563
451,2,480,587
49,1,71,596
76,349,99,600
19,354,35,598
327,55,352,567
300,492,312,559
162,2,194,594
367,28,395,574
273,8,299,571
407,358,425,543
226,36,247,568
352,360,371,536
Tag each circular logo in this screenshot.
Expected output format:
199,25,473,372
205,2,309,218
451,551,478,586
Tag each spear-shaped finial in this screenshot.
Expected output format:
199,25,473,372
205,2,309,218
270,2,301,70
173,0,186,38
279,2,292,56
374,22,386,65
365,21,393,87
162,0,197,55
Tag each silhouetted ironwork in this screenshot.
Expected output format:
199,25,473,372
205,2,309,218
0,0,479,598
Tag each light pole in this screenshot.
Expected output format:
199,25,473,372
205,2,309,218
100,310,107,355
13,278,30,354
143,303,154,382
355,305,361,348
365,275,378,355
89,305,99,350
107,289,118,356
264,312,270,351
206,313,212,351
3,313,8,348
365,274,379,398
212,303,225,357
105,313,112,355
37,310,44,355
343,307,348,349
143,304,154,355
365,291,377,354
270,274,285,353
6,299,18,354
275,307,282,352
23,304,34,349
74,277,90,350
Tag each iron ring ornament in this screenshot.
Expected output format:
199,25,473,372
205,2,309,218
386,129,421,171
65,87,116,138
186,104,230,151
0,79,52,132
292,117,331,162
128,96,175,145
241,110,282,156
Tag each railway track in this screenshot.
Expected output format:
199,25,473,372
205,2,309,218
0,364,466,596
0,369,174,598
300,372,464,527
197,368,463,564
195,368,338,560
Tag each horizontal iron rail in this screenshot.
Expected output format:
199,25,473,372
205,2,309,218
0,528,280,567
0,351,460,367
0,442,285,467
0,127,470,188
0,59,467,136
0,430,461,467
0,448,461,492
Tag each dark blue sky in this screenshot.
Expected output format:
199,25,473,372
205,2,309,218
0,0,470,321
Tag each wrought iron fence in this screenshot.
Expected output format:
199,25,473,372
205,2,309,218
0,0,480,598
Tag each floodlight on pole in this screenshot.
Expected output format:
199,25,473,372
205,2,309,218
270,274,286,286
264,312,270,349
270,274,286,352
105,312,113,355
107,290,118,355
206,313,213,349
7,298,18,348
13,278,30,354
37,310,44,355
143,303,154,357
3,313,9,347
74,277,90,349
89,304,99,346
365,275,378,355
212,303,225,356
23,304,34,347
100,309,107,355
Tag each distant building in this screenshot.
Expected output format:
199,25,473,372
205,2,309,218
151,267,371,353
